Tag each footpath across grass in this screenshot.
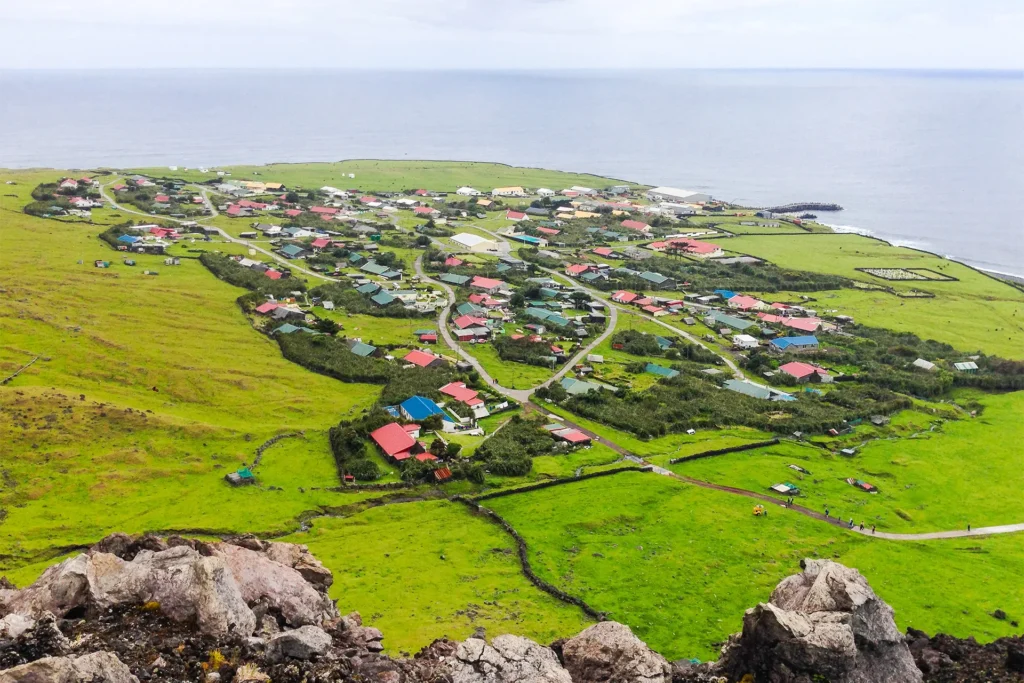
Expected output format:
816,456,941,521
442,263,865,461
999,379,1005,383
487,471,1024,661
673,390,1024,533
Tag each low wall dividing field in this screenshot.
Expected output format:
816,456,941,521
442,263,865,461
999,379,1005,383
473,465,647,502
455,495,606,621
668,438,780,464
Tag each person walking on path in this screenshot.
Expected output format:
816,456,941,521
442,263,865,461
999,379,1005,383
968,524,971,532
872,525,876,534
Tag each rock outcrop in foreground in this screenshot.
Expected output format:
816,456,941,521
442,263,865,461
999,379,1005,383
1,536,1020,682
703,558,923,683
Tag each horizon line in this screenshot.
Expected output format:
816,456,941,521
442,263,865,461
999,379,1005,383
1,66,1023,74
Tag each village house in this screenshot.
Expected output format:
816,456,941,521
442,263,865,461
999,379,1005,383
621,219,651,233
456,187,481,196
728,295,768,312
470,276,509,295
451,232,499,253
779,361,833,383
733,334,760,350
399,396,457,432
770,336,820,353
403,349,448,369
491,186,527,198
369,423,427,462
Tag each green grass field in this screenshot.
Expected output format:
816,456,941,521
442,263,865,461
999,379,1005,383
721,233,1024,358
487,472,1024,661
673,390,1024,532
458,341,557,390
539,401,773,466
0,170,381,571
126,160,640,195
282,500,592,655
3,164,1024,664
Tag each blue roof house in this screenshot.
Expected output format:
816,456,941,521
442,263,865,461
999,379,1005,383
399,396,457,432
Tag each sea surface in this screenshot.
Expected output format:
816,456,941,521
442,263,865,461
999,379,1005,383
1,69,1022,276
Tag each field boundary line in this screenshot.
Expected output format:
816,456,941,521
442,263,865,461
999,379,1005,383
453,495,606,621
667,438,780,464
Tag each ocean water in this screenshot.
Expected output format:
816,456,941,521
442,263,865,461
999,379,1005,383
1,69,1022,275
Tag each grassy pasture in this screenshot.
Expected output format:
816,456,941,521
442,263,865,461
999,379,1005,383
283,500,592,655
673,390,1024,532
488,472,1024,661
721,233,1024,358
126,160,639,195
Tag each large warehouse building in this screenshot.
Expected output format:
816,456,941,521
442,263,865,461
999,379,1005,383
645,186,713,204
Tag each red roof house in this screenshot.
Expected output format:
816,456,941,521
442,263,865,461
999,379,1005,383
358,196,378,204
783,318,822,333
621,219,650,232
612,291,639,304
470,276,505,293
506,210,527,221
566,264,592,276
440,381,485,408
779,361,831,382
284,209,304,217
311,206,339,215
310,237,330,249
452,314,488,330
265,269,283,280
154,195,170,203
255,302,279,314
536,226,560,235
414,206,438,216
728,295,764,311
226,205,242,217
404,349,445,368
444,256,464,267
369,423,419,460
593,247,613,257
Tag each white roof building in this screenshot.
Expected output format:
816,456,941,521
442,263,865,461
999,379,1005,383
568,186,598,195
457,187,481,196
646,187,713,204
451,232,498,252
733,334,760,349
536,188,555,197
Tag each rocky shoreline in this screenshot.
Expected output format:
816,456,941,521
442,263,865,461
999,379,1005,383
1,534,1021,682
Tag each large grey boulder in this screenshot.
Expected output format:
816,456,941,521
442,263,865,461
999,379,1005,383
0,651,138,683
215,544,336,627
714,559,923,683
265,625,333,661
0,536,339,637
561,621,672,683
0,547,255,636
0,615,35,640
448,635,572,683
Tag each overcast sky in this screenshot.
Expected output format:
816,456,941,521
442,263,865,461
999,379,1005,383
2,0,1022,70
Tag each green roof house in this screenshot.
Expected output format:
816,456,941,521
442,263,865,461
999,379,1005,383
645,363,679,379
440,273,471,286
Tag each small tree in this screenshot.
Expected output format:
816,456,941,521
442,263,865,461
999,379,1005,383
315,317,340,335
445,442,463,458
285,191,300,203
570,291,591,309
429,438,446,457
421,414,443,431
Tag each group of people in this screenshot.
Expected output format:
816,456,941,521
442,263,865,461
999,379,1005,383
822,506,876,534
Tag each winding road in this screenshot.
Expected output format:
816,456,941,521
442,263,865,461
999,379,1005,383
98,180,1022,542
